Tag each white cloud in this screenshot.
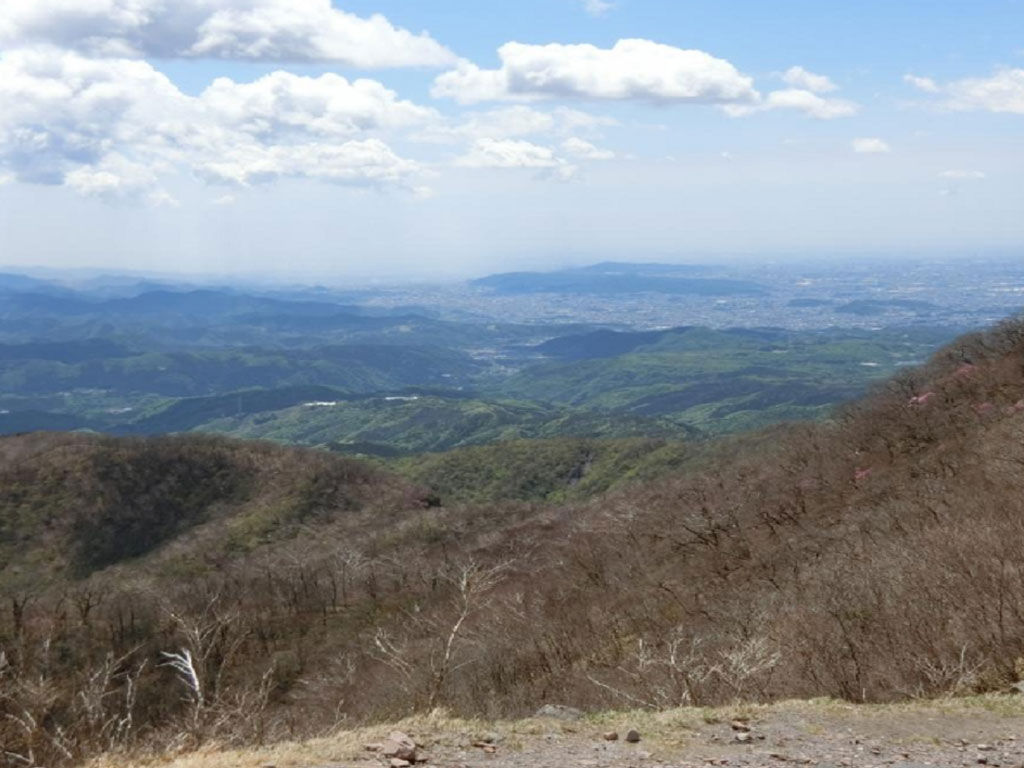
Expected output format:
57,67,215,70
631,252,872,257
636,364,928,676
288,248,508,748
456,138,560,168
0,47,430,200
0,47,189,186
419,105,557,143
782,66,838,94
852,137,891,154
195,139,418,186
416,105,616,144
725,88,859,119
944,68,1024,114
64,153,163,202
904,74,939,93
0,0,455,67
553,106,620,134
454,138,581,181
432,39,759,106
907,68,1024,113
433,61,518,105
200,71,437,139
434,41,856,122
580,0,615,17
561,137,614,159
939,170,985,180
212,193,237,205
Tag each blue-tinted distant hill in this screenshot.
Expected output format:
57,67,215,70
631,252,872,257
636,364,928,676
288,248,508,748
535,327,680,359
473,262,767,296
0,272,72,295
0,288,410,320
572,261,712,274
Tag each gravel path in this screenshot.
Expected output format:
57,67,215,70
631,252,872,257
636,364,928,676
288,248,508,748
121,697,1024,768
351,700,1024,768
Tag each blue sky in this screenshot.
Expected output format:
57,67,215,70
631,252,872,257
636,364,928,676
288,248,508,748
0,0,1022,280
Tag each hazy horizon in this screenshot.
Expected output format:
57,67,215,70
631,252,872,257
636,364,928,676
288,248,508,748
1,0,1023,277
5,248,1024,287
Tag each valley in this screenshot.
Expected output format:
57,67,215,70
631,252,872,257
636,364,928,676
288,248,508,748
2,259,1005,453
2,261,1024,767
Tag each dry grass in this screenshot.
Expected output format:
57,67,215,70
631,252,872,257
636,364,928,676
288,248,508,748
90,695,1024,768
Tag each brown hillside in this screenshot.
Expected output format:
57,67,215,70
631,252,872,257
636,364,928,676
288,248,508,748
2,317,1024,767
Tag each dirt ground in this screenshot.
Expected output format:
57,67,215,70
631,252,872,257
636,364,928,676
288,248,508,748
105,696,1024,768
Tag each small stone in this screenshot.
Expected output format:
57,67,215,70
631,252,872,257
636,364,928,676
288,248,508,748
626,729,641,743
603,731,620,741
734,732,752,744
382,732,418,762
482,745,497,754
390,760,411,768
730,720,751,732
977,745,995,751
365,744,383,752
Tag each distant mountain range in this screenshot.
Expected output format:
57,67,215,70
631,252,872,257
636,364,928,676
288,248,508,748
473,262,768,296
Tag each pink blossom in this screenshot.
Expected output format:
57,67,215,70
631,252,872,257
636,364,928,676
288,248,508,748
954,363,978,378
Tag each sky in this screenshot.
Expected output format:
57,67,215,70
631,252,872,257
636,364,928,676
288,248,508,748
0,0,1022,280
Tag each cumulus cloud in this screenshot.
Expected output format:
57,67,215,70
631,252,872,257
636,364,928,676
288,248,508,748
419,105,557,143
0,47,431,201
580,0,615,17
200,71,437,139
561,137,614,159
725,88,859,119
904,74,939,93
905,68,1024,113
852,137,891,154
454,138,582,181
781,66,838,94
195,138,418,186
432,39,759,106
416,105,616,144
0,48,188,186
0,0,455,67
456,138,561,168
944,68,1024,114
431,41,857,122
64,153,166,202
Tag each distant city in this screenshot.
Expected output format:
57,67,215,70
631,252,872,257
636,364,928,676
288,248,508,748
347,257,1024,332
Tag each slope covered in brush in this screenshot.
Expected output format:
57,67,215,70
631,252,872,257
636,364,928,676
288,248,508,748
0,433,419,587
2,316,1024,767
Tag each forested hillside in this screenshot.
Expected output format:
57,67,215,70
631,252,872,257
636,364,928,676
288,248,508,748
0,280,954,449
3,317,1024,766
